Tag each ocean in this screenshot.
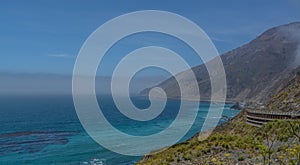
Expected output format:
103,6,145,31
0,95,240,164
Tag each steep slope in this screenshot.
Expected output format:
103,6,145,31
141,22,300,102
266,66,300,112
137,115,300,164
137,67,300,165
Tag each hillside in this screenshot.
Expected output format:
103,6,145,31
266,67,300,112
137,114,300,164
137,69,300,164
141,22,300,102
137,22,300,164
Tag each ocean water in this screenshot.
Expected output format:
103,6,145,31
0,95,240,165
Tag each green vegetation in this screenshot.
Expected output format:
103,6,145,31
137,112,300,164
137,74,300,164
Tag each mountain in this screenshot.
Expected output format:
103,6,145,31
137,67,300,165
137,22,300,165
137,58,300,165
266,66,300,112
137,85,300,164
141,22,300,103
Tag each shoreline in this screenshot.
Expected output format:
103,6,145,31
137,108,243,163
138,95,239,104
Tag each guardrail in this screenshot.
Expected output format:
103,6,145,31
246,110,300,127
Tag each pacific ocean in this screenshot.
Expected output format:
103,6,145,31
0,95,239,164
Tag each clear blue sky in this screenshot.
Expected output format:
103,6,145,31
1,0,300,75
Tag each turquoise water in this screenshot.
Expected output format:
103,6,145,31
0,95,240,164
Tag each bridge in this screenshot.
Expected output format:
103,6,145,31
246,110,300,127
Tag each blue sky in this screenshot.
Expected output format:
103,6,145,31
1,0,300,75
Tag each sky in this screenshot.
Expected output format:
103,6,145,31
0,0,300,95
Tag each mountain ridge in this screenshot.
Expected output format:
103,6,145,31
141,22,300,103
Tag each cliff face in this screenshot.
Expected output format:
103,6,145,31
266,67,300,112
141,22,300,103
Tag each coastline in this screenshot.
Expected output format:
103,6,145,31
136,108,242,164
139,94,238,104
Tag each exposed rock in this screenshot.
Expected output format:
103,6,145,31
141,22,300,104
230,102,243,110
